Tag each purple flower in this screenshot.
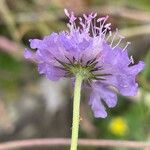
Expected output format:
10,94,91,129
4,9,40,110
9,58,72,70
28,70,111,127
24,9,144,118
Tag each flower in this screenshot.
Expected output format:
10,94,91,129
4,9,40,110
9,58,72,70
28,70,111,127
24,9,144,118
108,117,129,136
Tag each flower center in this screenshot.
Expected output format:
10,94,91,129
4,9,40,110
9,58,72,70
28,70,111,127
55,56,111,81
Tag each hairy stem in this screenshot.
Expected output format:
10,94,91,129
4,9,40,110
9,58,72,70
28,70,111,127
70,74,83,150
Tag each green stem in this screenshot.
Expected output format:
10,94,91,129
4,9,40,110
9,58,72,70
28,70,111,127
70,74,83,150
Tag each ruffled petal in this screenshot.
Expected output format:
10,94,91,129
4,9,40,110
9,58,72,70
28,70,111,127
89,91,107,118
29,39,42,49
117,74,138,96
38,63,46,74
89,83,118,118
59,32,77,52
99,43,145,97
104,61,144,96
24,48,37,62
105,72,138,96
45,64,65,81
128,61,145,75
97,84,117,108
99,43,130,67
24,48,33,59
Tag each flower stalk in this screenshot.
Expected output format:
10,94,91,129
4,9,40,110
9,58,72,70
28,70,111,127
70,74,83,150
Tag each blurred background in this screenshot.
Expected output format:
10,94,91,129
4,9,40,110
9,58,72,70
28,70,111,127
0,0,150,150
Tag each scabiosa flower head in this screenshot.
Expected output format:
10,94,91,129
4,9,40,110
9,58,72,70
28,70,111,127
24,9,144,118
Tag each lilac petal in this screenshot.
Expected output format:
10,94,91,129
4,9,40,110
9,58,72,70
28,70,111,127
113,46,131,66
88,83,117,118
41,32,70,62
24,48,35,61
38,63,46,74
80,40,102,63
45,64,65,81
97,84,117,108
99,42,131,68
100,47,144,97
78,38,90,51
37,49,55,63
128,61,145,75
89,91,107,118
34,33,67,63
42,33,61,54
59,32,76,52
105,72,138,96
117,74,138,96
29,39,42,49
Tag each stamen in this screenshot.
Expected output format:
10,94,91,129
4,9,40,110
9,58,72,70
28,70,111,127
100,16,109,33
106,31,112,41
104,23,111,30
112,35,125,49
93,13,97,18
70,11,76,23
91,19,95,37
93,18,97,35
96,16,109,38
123,42,131,51
64,9,70,17
79,17,85,31
97,17,106,22
112,38,122,49
101,16,109,27
101,23,111,40
83,14,88,20
110,28,118,47
130,56,134,64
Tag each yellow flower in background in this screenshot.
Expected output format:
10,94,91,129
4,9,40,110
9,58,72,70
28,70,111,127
108,117,128,136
